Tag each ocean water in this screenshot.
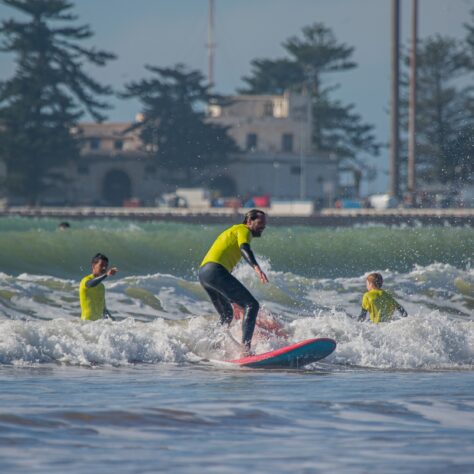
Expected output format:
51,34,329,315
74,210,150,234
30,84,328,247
0,217,473,473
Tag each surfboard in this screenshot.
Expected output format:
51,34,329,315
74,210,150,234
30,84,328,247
228,338,336,369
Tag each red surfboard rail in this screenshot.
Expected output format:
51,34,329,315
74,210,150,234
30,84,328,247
228,338,336,369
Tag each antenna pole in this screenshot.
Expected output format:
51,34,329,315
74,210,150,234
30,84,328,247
390,0,400,198
207,0,215,87
407,0,418,201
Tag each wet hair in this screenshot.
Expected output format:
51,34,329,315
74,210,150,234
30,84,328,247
367,272,383,289
58,221,70,229
243,209,266,224
91,253,109,265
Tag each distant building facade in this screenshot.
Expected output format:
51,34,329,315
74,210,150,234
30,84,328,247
5,91,344,207
50,122,167,206
207,91,338,204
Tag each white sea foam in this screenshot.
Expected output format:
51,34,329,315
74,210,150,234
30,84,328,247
0,309,472,369
291,310,474,369
0,263,472,369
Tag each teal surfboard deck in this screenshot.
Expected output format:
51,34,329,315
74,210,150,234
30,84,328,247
228,338,336,369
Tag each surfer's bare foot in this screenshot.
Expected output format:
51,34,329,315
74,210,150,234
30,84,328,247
241,345,254,357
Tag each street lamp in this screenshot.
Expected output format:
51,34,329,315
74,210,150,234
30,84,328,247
273,161,280,199
299,84,312,200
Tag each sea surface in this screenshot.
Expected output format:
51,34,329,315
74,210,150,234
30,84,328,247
0,217,473,473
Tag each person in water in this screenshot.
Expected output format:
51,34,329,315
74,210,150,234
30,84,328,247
79,253,118,321
199,209,268,354
358,272,408,324
58,221,70,230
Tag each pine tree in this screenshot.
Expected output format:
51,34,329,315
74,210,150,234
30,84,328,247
400,35,473,185
465,9,474,61
122,64,238,187
0,0,115,204
241,23,379,160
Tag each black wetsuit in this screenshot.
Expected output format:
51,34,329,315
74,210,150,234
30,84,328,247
199,243,260,348
86,274,108,288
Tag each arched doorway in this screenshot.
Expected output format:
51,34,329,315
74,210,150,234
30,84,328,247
208,175,237,197
102,169,131,206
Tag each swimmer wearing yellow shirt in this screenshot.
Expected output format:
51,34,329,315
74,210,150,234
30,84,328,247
199,209,268,354
358,272,408,324
79,253,118,321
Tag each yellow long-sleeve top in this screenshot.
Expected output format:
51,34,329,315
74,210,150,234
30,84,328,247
200,224,252,272
79,274,105,321
362,289,400,324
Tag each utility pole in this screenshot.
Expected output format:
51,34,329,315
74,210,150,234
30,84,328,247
390,0,400,198
299,83,312,201
207,0,216,87
407,0,418,203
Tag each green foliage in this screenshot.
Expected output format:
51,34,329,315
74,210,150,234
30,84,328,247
400,35,473,185
0,0,115,204
313,92,379,158
122,64,238,187
465,9,474,62
241,58,301,95
241,23,379,160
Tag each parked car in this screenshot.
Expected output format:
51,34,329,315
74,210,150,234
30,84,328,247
368,194,398,209
334,198,362,209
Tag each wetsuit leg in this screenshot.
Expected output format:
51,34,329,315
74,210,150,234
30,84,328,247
199,263,259,348
202,286,233,325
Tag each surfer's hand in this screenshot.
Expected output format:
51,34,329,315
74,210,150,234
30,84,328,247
255,266,268,284
398,306,408,318
357,308,367,322
103,308,116,321
107,267,118,277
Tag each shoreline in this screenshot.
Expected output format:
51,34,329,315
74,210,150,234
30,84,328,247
1,206,473,226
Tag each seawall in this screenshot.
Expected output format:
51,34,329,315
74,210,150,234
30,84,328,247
1,206,473,227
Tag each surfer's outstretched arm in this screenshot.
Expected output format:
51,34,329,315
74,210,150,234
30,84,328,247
85,267,118,288
85,273,108,288
240,243,268,283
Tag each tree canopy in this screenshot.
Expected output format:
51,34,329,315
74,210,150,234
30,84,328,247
0,0,115,204
400,34,473,185
241,23,379,160
122,64,238,187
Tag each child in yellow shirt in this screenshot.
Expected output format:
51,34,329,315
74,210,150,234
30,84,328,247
358,273,407,323
79,253,118,321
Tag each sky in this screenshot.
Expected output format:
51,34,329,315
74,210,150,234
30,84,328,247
0,0,472,193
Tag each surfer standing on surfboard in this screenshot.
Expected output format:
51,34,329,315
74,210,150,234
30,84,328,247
199,209,268,355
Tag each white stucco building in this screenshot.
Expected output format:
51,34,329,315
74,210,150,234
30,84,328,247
70,123,164,206
206,91,338,204
22,91,340,207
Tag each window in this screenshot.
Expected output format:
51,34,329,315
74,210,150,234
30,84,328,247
89,138,101,150
246,133,258,151
282,133,293,152
290,166,301,175
114,140,123,151
263,101,274,117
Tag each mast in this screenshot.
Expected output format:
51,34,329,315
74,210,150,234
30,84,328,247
390,0,400,198
407,0,418,201
207,0,216,87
